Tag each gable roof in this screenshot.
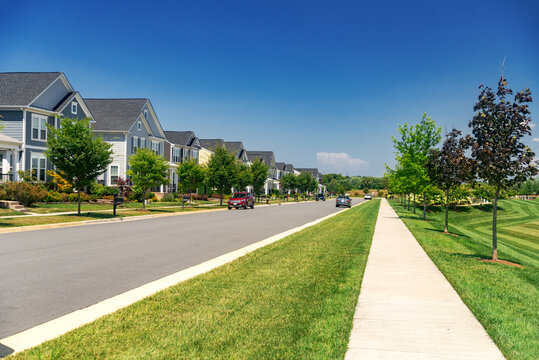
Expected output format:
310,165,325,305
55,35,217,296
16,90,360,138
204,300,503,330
296,168,321,178
223,141,244,154
246,151,276,167
0,72,63,106
199,139,225,150
84,98,148,132
276,162,286,171
284,164,295,172
165,131,197,146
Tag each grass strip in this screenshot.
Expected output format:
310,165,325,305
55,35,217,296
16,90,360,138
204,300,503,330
389,199,538,360
9,200,380,359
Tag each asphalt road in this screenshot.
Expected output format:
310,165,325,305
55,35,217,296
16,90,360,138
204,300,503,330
0,198,364,338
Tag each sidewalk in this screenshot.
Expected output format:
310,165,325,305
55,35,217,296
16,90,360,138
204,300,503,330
345,199,505,360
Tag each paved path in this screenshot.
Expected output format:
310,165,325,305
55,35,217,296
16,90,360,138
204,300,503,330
345,199,505,360
0,198,359,339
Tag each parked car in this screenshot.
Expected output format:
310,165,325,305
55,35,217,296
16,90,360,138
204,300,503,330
316,193,326,201
336,195,352,208
364,194,373,200
228,192,255,210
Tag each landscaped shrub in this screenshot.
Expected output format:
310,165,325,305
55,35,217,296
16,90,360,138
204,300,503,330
202,194,208,201
67,193,79,202
0,187,7,200
3,181,47,206
90,182,119,197
162,193,175,202
45,191,63,203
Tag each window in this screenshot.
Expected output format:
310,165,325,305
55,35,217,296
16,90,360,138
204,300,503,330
151,141,160,155
143,110,148,120
110,165,119,184
137,121,141,131
192,149,199,161
132,136,139,153
31,153,46,181
173,148,181,163
31,114,48,141
71,102,78,115
140,137,146,149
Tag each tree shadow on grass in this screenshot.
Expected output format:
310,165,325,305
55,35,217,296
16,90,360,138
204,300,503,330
65,212,116,219
425,227,469,238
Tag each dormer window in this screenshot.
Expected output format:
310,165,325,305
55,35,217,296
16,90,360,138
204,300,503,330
143,110,148,120
71,102,78,114
137,121,141,131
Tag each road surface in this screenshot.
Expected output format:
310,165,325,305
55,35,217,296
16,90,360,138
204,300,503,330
0,198,364,338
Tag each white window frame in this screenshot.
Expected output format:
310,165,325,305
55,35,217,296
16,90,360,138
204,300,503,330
71,102,78,115
151,140,159,155
140,137,146,149
31,152,47,182
31,114,48,141
137,121,141,130
110,165,119,185
132,136,139,153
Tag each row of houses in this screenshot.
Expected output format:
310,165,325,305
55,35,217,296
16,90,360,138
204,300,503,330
0,72,324,195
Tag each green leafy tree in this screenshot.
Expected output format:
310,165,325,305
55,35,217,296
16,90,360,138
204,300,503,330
280,173,297,194
177,159,205,207
45,117,112,214
207,147,237,205
127,148,169,210
469,75,537,260
250,159,269,196
234,162,252,192
426,129,474,233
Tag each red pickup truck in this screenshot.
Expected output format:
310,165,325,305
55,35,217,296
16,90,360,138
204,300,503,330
228,192,255,210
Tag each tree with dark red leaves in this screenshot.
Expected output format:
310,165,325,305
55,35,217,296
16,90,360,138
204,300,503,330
426,129,474,234
469,76,537,261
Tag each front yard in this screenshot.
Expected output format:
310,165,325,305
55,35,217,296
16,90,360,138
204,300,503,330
9,200,380,359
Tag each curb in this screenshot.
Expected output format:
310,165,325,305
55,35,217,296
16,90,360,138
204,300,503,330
0,200,368,355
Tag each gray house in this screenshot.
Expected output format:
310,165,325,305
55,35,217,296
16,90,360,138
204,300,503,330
0,72,93,182
199,139,249,163
246,151,278,194
85,98,168,189
164,130,201,192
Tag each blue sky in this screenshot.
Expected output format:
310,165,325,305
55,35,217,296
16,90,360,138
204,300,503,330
1,0,538,176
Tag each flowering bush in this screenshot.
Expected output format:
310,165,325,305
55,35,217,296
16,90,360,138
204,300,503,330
2,181,48,206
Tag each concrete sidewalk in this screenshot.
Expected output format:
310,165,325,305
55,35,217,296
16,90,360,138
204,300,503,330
345,199,505,360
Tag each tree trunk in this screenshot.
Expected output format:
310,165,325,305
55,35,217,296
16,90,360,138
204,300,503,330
444,190,449,233
407,194,410,210
492,188,500,261
423,191,427,220
413,193,416,214
219,186,223,206
189,191,192,208
142,190,146,210
77,191,81,215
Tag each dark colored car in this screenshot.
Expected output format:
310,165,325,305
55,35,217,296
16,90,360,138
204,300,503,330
336,195,352,208
316,193,326,201
228,192,255,210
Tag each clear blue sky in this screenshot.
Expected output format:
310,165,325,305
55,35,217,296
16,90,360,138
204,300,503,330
1,0,538,176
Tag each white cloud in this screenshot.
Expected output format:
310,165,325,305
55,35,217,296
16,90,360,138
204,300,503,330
530,123,535,129
533,138,539,142
316,152,369,174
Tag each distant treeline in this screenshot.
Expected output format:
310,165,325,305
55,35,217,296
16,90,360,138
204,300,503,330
321,174,388,194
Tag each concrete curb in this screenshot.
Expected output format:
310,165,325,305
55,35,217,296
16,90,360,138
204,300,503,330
0,200,367,355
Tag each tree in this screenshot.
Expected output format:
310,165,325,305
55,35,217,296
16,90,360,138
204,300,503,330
206,147,237,205
46,117,112,214
250,159,269,196
127,148,169,210
280,173,297,194
177,159,205,207
233,162,252,192
469,75,537,260
426,129,474,233
296,172,314,195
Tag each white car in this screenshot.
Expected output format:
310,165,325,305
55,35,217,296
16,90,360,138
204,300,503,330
364,194,373,200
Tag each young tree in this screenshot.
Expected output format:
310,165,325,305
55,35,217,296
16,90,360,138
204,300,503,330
127,148,169,210
177,158,205,206
469,75,537,260
206,147,237,206
46,117,112,214
250,159,269,197
233,162,252,192
426,129,474,233
279,173,297,194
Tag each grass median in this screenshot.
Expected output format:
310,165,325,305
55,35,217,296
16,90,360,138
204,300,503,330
389,199,538,360
9,199,380,359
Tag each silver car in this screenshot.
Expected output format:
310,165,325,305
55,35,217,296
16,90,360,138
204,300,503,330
364,194,372,200
336,196,352,208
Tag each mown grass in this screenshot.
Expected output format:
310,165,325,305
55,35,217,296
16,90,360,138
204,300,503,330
9,200,380,359
28,201,220,214
0,205,227,228
389,199,538,360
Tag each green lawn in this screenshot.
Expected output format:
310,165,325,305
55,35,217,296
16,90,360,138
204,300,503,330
10,200,380,359
28,201,220,214
389,199,539,360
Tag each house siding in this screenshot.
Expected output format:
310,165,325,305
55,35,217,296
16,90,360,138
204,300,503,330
25,111,54,148
141,103,162,139
0,110,24,141
60,99,88,120
31,77,69,110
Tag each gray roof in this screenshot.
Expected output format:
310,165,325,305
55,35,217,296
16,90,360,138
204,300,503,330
0,72,62,106
296,168,321,178
199,139,225,150
223,141,244,154
276,162,286,171
165,131,196,146
85,98,147,132
247,151,275,167
285,164,295,172
53,91,78,112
